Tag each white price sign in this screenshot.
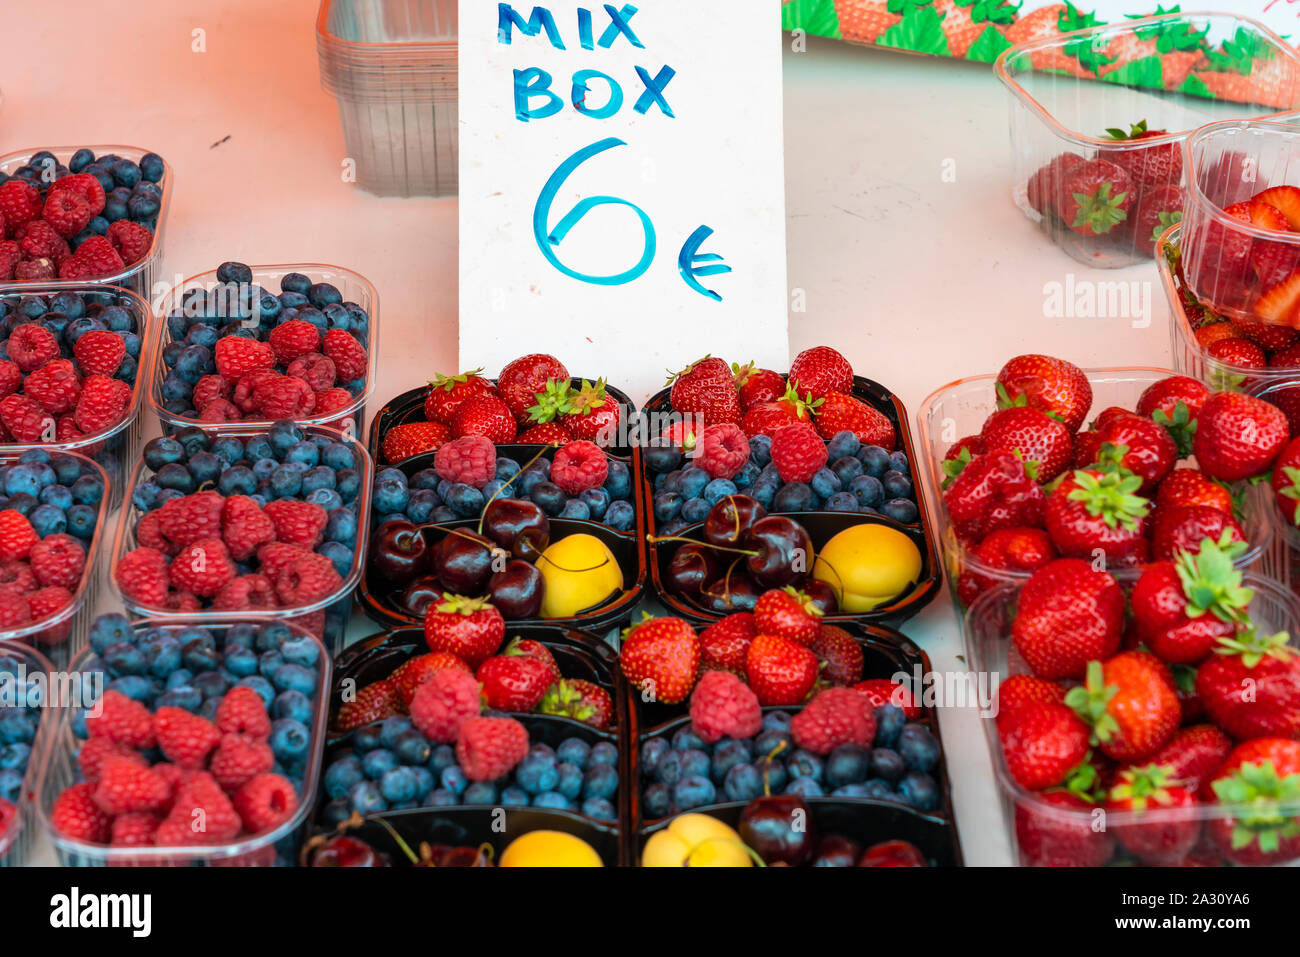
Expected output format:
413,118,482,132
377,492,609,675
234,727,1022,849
458,1,789,403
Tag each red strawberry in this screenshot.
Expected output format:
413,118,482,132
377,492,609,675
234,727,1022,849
1106,764,1201,865
1103,120,1182,190
1014,790,1114,867
809,624,863,686
497,354,569,422
382,421,451,464
1156,468,1233,516
558,378,620,446
1129,184,1183,258
500,637,561,682
667,355,741,427
476,654,553,712
740,386,816,437
390,652,470,708
1272,435,1300,525
1090,412,1177,494
745,632,818,706
942,450,1045,545
995,355,1092,432
980,406,1072,482
698,612,756,675
1130,544,1249,666
536,679,613,729
1206,738,1300,865
1207,337,1266,370
1066,652,1180,763
450,393,517,442
1056,158,1134,236
1044,468,1150,567
731,362,785,409
1193,392,1288,482
813,391,895,448
1012,559,1124,681
853,678,921,717
787,345,853,400
993,673,1065,730
517,422,572,444
1150,506,1245,562
1253,271,1300,326
998,701,1090,790
1139,724,1231,792
422,595,505,668
1196,628,1300,740
335,679,401,731
619,614,700,705
955,527,1056,606
753,586,822,646
424,369,497,424
1135,376,1209,443
1026,152,1084,215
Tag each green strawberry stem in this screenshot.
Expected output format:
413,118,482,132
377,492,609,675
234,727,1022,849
430,368,485,392
1174,535,1253,622
1211,760,1300,854
525,377,575,424
1064,661,1120,745
1065,468,1149,530
1150,401,1197,458
1109,763,1179,812
1071,183,1128,235
1213,627,1293,669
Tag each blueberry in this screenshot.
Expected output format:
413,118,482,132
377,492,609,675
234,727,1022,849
888,451,910,475
155,462,195,494
89,613,133,655
605,499,635,530
898,771,939,810
553,762,584,800
280,272,312,295
825,744,871,788
362,749,400,781
325,508,358,547
28,504,66,536
559,499,591,520
810,467,841,500
269,465,304,499
653,490,682,522
516,754,560,795
639,738,668,777
272,689,313,725
217,466,257,497
753,729,792,758
702,479,738,505
322,442,357,472
874,704,906,748
848,474,884,508
531,481,566,516
672,774,716,810
881,499,918,523
858,445,891,478
423,788,458,807
762,710,793,732
785,777,825,798
140,152,165,183
427,744,457,776
829,456,864,487
223,646,259,678
826,430,861,461
269,718,310,765
773,482,816,512
145,636,182,678
603,460,632,498
582,763,619,800
787,749,824,782
103,641,146,677
267,421,304,456
732,460,761,490
319,541,354,576
445,483,485,518
882,470,912,500
581,797,617,821
826,491,859,511
379,766,419,804
642,446,682,474
721,763,763,802
501,785,530,806
748,434,772,466
710,738,752,782
898,724,940,772
869,747,906,782
681,498,710,523
69,148,95,173
643,782,673,818
556,737,591,769
750,482,776,509
578,487,609,519
308,282,343,309
348,780,387,814
532,790,571,810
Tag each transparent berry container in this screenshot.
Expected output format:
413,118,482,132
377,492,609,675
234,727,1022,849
0,641,54,868
108,423,374,656
0,281,156,503
150,263,379,442
0,144,172,296
316,0,458,197
1181,117,1300,328
995,13,1300,268
0,449,110,671
916,366,1285,612
965,574,1300,866
34,616,330,867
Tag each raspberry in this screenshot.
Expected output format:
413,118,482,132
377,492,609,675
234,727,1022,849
135,511,171,553
215,336,275,381
73,330,125,377
0,559,35,591
286,353,335,391
155,771,241,844
268,319,320,363
152,762,184,805
50,782,111,844
105,220,152,266
517,422,572,444
0,393,54,442
0,510,38,561
409,668,482,743
253,373,315,418
215,686,272,739
312,387,352,416
154,707,221,768
220,495,275,560
0,242,18,281
29,533,85,589
212,573,277,611
0,180,42,235
689,670,763,744
433,435,497,488
14,258,57,281
191,374,232,410
7,323,60,373
771,422,829,483
0,360,19,398
263,499,327,549
209,732,274,792
273,550,342,605
233,368,279,411
110,812,159,848
166,590,203,613
255,541,310,584
790,687,877,755
198,398,242,422
73,375,131,433
550,439,609,494
232,773,299,833
336,679,402,731
391,651,471,708
55,414,85,443
59,235,125,280
0,589,30,627
86,690,156,750
113,547,170,606
23,358,81,414
321,328,367,381
696,422,749,479
699,612,757,676
810,624,864,686
157,491,225,547
169,538,235,597
17,220,71,263
76,736,143,783
93,755,170,815
49,173,107,216
29,585,78,627
41,189,93,238
455,716,529,781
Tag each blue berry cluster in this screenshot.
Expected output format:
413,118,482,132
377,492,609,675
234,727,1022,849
0,148,164,248
322,717,621,823
372,454,636,530
0,291,145,386
0,450,103,541
640,707,942,818
134,422,363,578
160,265,370,421
645,429,919,536
0,650,43,820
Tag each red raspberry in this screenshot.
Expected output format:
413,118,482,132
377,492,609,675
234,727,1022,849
0,180,42,235
689,669,763,744
136,511,174,554
29,533,86,588
50,782,111,844
86,690,156,750
191,374,231,410
77,736,144,783
220,495,275,560
232,773,299,833
550,440,608,494
790,687,877,755
198,398,241,422
771,421,829,483
152,762,183,803
810,624,864,686
255,541,310,584
286,353,336,391
155,771,241,844
110,812,159,848
393,652,474,707
695,423,749,479
215,686,272,739
105,220,153,266
455,716,529,781
433,435,496,488
166,590,203,613
268,319,320,363
0,510,38,561
273,550,342,606
17,220,71,263
74,374,131,433
14,258,57,281
0,360,19,398
0,559,36,591
852,678,922,718
209,732,274,792
451,393,517,442
23,358,82,414
233,368,279,412
321,329,368,381
699,612,757,675
154,707,221,768
49,173,107,216
93,755,170,815
211,573,277,611
312,387,352,416
0,242,17,281
156,491,224,548
252,373,315,418
517,422,572,444
169,538,235,597
409,668,482,743
55,414,84,443
41,189,93,238
263,499,327,549
59,235,125,280
7,323,59,373
0,588,30,627
336,679,402,731
73,330,125,377
113,546,170,606
215,337,275,381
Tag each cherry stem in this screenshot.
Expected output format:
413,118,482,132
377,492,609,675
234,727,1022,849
645,533,759,558
476,443,557,536
761,740,787,797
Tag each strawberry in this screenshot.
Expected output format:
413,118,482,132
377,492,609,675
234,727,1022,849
381,421,451,464
1255,186,1300,229
998,701,1090,790
698,612,756,675
517,422,573,444
1090,412,1177,494
1026,152,1085,214
995,355,1092,433
787,345,853,400
1130,542,1251,666
557,378,620,446
1252,271,1300,326
1139,725,1232,793
1129,184,1183,258
955,526,1056,607
497,353,568,422
1193,392,1288,481
1196,628,1300,740
809,624,863,687
424,369,497,424
1150,507,1245,562
1066,652,1180,763
753,586,822,646
1206,337,1266,370
536,678,612,729
1103,120,1182,190
993,673,1065,731
1155,468,1233,516
942,449,1045,545
422,594,505,668
666,355,741,427
813,392,895,448
1207,738,1300,865
979,406,1072,483
853,678,921,718
731,362,785,409
1135,376,1209,444
740,386,816,437
1044,468,1150,568
1106,764,1201,866
499,637,561,681
744,632,818,706
476,654,553,712
1234,314,1300,353
335,679,401,731
450,393,517,442
619,614,700,704
1272,435,1300,525
1014,790,1114,867
390,652,470,708
1011,559,1124,681
1056,158,1133,236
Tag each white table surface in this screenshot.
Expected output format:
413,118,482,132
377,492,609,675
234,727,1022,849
3,2,1180,866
